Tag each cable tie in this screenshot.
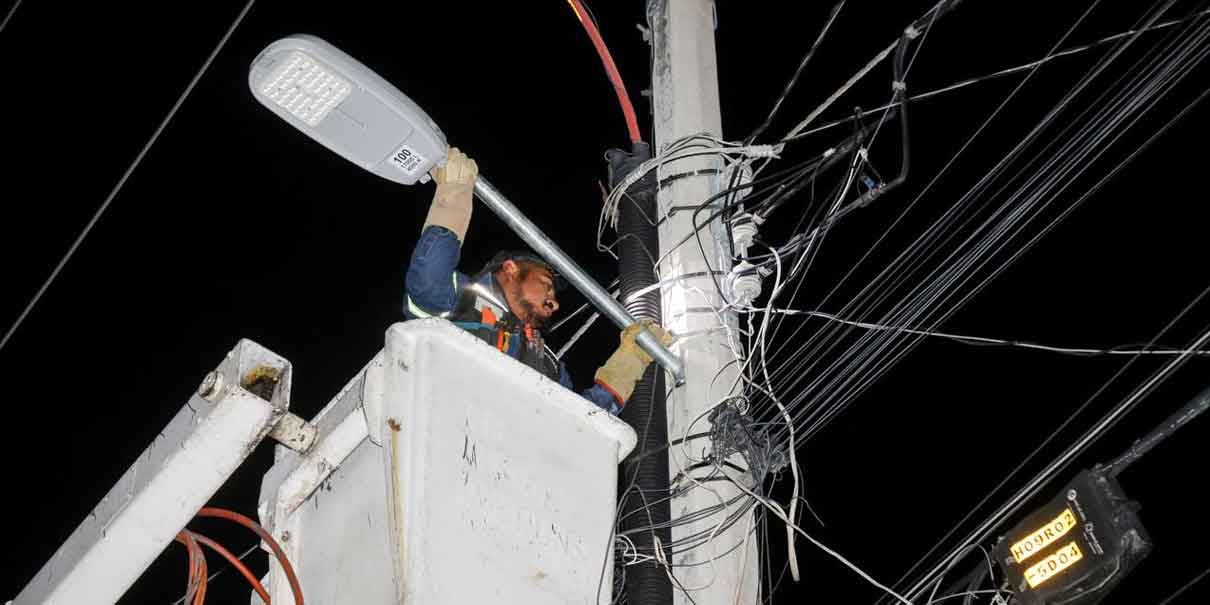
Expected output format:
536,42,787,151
822,147,836,158
892,80,907,92
744,143,784,158
905,25,921,39
858,147,869,162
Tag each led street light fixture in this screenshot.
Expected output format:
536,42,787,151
249,35,447,185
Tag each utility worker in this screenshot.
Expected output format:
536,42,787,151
404,148,672,415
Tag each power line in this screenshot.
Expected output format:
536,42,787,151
0,0,258,357
0,0,24,35
169,543,259,605
786,309,1210,357
788,7,1210,142
1158,564,1210,605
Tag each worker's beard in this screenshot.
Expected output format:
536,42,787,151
518,299,550,329
507,282,550,328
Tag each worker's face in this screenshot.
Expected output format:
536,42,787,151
502,261,559,327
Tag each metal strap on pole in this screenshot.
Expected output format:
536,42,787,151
473,177,685,382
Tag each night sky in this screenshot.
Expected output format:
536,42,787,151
3,1,1209,603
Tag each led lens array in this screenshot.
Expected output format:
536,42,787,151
260,51,351,126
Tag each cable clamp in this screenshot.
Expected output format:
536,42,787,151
744,143,784,158
892,80,907,92
905,25,921,39
857,147,869,162
822,147,836,158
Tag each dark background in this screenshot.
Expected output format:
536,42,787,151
2,1,1208,603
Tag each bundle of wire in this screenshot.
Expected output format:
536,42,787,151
167,507,304,605
577,0,1210,603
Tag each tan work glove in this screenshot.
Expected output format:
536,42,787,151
423,147,478,241
595,320,674,405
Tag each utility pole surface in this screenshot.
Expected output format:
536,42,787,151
648,1,761,603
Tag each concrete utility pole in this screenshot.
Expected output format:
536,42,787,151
648,1,761,603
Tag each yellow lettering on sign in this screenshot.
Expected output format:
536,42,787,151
1010,508,1078,563
1024,542,1084,589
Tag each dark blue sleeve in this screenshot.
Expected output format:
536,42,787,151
559,363,622,415
582,383,623,415
404,226,465,318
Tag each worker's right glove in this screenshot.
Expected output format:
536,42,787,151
423,147,478,241
594,320,674,406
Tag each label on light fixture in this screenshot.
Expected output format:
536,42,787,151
388,143,427,177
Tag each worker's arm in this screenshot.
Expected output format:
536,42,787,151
404,148,478,318
589,321,674,414
583,382,627,415
549,364,626,415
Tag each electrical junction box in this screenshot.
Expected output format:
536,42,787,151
993,469,1151,604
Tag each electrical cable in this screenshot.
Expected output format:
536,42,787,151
607,1,1210,598
0,0,258,357
197,507,304,605
566,0,643,144
874,7,1210,596
190,531,271,604
787,7,1210,142
168,544,260,605
744,1,846,144
748,0,1107,398
764,0,1180,445
0,0,23,35
174,530,208,605
1103,382,1210,476
682,5,1210,600
781,309,1210,357
796,33,1210,449
1157,563,1210,605
906,311,1210,603
782,0,961,141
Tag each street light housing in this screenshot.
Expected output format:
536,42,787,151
248,35,447,185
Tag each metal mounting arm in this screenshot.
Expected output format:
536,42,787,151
474,177,684,382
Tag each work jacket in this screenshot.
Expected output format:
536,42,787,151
404,225,623,414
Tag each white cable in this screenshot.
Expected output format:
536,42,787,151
908,319,1210,602
927,590,1007,604
732,510,758,604
555,309,601,358
721,466,916,605
600,137,784,240
789,7,1210,141
0,0,23,35
0,0,259,356
753,244,804,583
784,40,898,140
782,309,1210,357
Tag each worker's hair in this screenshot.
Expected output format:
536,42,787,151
514,259,550,281
481,250,565,291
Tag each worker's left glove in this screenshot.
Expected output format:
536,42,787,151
594,320,674,405
423,147,478,241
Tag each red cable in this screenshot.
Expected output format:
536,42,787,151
191,531,272,604
195,547,208,605
175,531,200,605
198,507,304,605
175,530,208,605
565,0,643,144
